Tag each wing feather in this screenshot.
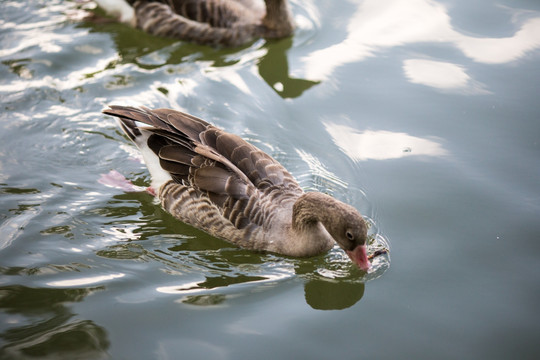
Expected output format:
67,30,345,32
105,106,302,231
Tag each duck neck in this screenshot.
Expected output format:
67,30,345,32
292,192,341,235
263,0,294,38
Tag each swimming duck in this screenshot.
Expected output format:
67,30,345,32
103,106,371,270
93,0,294,47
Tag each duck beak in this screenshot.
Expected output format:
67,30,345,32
346,245,370,271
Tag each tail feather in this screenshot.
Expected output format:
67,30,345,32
116,117,140,142
104,105,208,141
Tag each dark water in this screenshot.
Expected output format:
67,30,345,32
1,0,540,359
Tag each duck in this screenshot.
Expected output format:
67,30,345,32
103,106,371,270
93,0,294,47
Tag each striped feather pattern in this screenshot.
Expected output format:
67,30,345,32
122,0,293,47
105,106,302,249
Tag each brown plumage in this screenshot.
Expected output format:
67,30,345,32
96,0,294,47
104,106,371,270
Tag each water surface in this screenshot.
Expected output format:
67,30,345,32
1,0,540,359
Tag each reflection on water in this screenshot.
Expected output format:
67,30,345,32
296,149,349,193
155,243,390,310
302,0,540,86
325,123,447,161
258,38,319,98
403,59,489,94
304,279,364,310
0,206,41,252
0,285,109,359
74,8,319,99
156,272,290,308
46,273,125,287
153,263,369,311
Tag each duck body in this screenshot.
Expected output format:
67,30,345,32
94,0,294,46
104,106,370,270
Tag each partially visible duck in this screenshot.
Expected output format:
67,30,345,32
93,0,294,47
103,106,371,270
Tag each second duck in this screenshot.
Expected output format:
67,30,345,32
94,0,294,47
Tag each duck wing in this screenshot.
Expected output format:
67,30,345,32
104,106,302,230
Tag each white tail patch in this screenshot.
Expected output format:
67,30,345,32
94,0,135,25
136,129,173,192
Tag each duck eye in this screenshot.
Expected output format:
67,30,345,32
346,231,354,241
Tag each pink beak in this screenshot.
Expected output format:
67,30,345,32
346,245,371,271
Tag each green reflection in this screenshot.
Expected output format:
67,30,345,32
80,12,319,98
78,16,242,71
40,225,73,236
1,58,34,79
96,243,146,260
0,186,41,195
304,279,365,310
182,294,227,306
0,286,109,358
295,257,367,310
258,38,320,98
194,274,268,290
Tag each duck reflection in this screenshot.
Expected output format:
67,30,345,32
257,38,319,98
153,260,368,310
156,270,366,310
303,278,364,310
294,258,368,310
78,13,318,98
0,285,109,358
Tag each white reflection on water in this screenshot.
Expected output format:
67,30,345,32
0,55,118,93
155,272,292,295
75,44,103,55
0,207,41,251
206,69,253,95
303,0,540,80
296,149,348,188
294,0,321,31
156,281,203,295
47,273,125,287
0,27,68,57
325,123,447,161
403,59,489,93
102,225,141,242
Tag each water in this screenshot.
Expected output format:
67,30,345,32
1,0,540,359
